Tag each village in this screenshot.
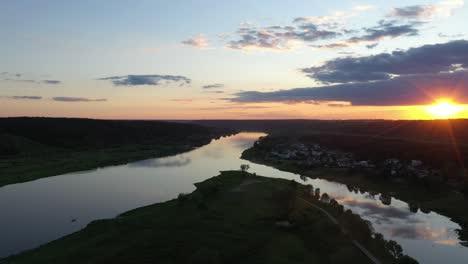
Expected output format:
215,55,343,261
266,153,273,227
253,137,435,180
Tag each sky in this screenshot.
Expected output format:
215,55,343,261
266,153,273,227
1,0,468,120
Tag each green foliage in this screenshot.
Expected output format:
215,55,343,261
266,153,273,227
0,117,231,187
4,171,410,264
240,164,250,172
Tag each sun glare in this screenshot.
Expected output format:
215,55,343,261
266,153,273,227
426,100,463,119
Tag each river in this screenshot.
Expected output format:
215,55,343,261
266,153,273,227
0,133,467,263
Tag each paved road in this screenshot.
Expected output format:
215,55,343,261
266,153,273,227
297,197,382,264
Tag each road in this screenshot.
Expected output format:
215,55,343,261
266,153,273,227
297,197,382,264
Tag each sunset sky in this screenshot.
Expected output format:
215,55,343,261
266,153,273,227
1,0,468,119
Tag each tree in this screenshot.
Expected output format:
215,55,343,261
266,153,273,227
240,164,250,173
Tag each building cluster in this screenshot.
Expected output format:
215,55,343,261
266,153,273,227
268,142,371,169
382,158,432,179
264,141,433,179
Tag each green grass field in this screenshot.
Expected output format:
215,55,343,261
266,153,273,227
3,171,416,264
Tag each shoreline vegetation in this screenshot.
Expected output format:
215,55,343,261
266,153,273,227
2,171,417,264
241,135,468,246
0,117,234,187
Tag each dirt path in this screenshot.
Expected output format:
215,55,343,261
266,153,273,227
297,197,382,264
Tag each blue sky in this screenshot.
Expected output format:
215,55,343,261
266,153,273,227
1,0,467,119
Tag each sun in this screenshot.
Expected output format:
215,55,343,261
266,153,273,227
426,99,463,119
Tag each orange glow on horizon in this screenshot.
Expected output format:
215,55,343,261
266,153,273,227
425,99,465,119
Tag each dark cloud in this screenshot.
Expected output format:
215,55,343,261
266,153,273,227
389,5,437,19
3,96,42,100
366,43,379,49
202,83,224,89
52,97,107,102
228,23,340,50
98,75,191,86
227,8,425,51
302,40,468,83
2,74,61,85
41,80,61,85
232,70,468,106
345,20,420,45
233,40,468,106
307,20,421,50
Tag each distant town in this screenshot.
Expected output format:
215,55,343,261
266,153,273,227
254,136,435,180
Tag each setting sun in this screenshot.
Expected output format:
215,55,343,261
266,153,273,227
426,100,464,119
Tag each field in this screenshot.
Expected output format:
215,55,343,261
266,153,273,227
2,171,416,264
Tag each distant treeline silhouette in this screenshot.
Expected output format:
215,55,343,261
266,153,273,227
0,117,230,155
195,119,468,168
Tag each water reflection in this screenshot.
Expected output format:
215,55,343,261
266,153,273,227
130,156,191,168
0,132,467,264
335,196,418,223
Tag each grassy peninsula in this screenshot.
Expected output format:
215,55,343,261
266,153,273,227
2,171,416,264
0,117,232,187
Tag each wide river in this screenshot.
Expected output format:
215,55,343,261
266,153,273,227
1,133,467,263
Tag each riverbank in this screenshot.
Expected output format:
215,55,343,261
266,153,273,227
2,171,416,264
0,117,233,187
242,136,468,246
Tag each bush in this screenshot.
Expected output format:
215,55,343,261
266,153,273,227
177,193,188,206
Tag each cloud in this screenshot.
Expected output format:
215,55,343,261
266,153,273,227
3,79,35,83
232,70,468,106
389,5,438,19
366,43,379,49
181,36,209,48
344,20,420,45
3,96,42,100
439,32,465,38
232,40,468,106
302,40,468,83
41,80,61,85
352,5,376,11
293,10,356,26
2,73,61,85
198,105,270,111
389,1,464,19
203,90,224,94
98,75,191,86
227,23,341,50
309,20,421,49
226,5,432,51
202,83,224,89
52,97,107,102
170,99,193,103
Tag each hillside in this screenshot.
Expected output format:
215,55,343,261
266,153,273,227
0,117,232,187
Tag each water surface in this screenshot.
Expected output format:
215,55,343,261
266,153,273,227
0,133,467,263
